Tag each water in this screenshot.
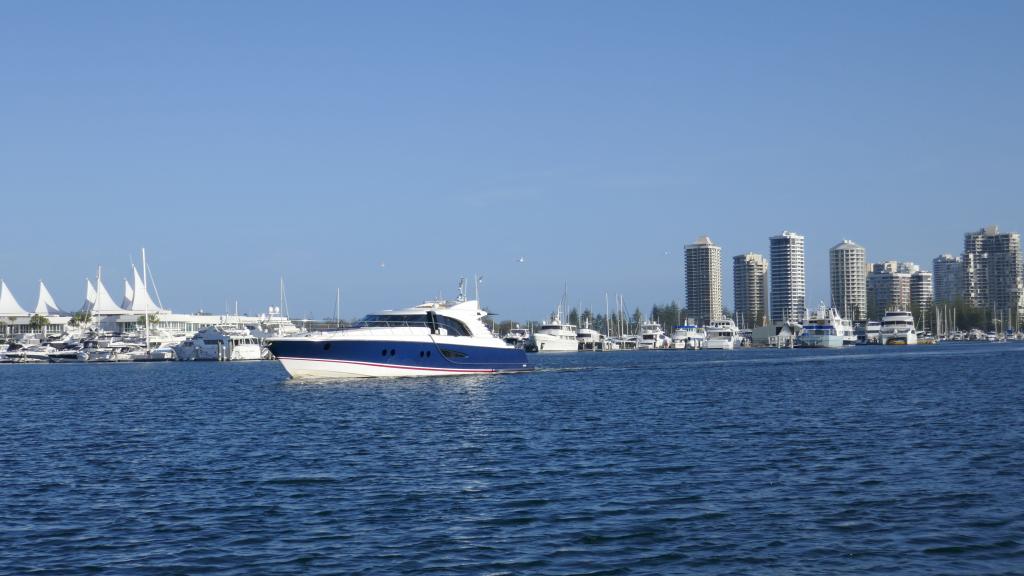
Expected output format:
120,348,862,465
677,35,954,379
2,343,1023,574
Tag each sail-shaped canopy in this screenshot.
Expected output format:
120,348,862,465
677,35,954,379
91,277,126,315
80,279,97,312
34,281,64,316
0,280,29,316
128,265,164,313
121,278,134,310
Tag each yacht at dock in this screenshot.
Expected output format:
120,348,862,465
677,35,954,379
879,310,918,345
705,318,743,350
670,324,706,349
525,308,579,352
797,305,845,348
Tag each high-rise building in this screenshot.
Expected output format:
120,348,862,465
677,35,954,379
967,226,1023,315
932,254,963,305
733,253,768,329
829,240,867,321
685,236,722,325
911,270,933,329
770,231,805,323
866,261,912,319
962,226,1023,315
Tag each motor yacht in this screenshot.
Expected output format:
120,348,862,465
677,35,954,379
705,319,743,350
267,281,530,378
577,318,608,351
502,326,531,348
879,310,918,345
175,326,264,361
525,308,578,352
636,319,669,349
797,305,845,348
670,324,705,349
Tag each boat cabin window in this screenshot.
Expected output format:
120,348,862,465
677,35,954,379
435,315,471,337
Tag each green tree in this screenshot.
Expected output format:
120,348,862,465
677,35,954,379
136,314,160,328
69,311,92,327
28,314,50,333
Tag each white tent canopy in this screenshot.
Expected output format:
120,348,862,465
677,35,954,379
80,279,97,313
128,265,164,313
0,280,29,316
121,278,134,310
34,280,64,316
91,276,126,315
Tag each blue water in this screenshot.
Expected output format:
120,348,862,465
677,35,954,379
2,343,1023,574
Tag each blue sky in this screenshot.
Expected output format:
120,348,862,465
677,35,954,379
1,1,1022,321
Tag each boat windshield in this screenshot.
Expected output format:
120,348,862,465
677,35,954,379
353,313,471,336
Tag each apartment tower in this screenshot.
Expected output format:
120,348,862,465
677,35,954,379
829,240,867,321
733,253,768,329
685,236,723,325
770,231,806,323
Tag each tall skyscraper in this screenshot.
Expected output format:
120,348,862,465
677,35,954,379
829,240,867,321
733,253,768,329
932,254,963,305
962,226,1023,315
770,231,805,323
911,270,934,329
866,261,913,319
685,236,723,325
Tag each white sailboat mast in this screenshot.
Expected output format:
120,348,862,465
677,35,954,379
143,247,150,349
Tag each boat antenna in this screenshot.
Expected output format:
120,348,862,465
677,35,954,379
335,288,341,328
457,277,466,302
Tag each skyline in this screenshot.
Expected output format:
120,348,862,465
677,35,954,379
2,2,1023,320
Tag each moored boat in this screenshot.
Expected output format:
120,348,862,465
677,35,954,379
879,310,918,345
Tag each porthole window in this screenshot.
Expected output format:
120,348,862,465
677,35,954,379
381,349,388,357
323,343,332,351
419,351,424,358
389,349,396,356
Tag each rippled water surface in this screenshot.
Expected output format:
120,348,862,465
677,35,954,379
2,343,1023,574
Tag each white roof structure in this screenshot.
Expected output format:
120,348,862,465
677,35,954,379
0,280,29,316
80,279,97,312
91,277,127,315
128,265,165,313
34,281,64,316
121,278,134,310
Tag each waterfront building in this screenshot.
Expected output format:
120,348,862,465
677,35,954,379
770,231,805,323
962,225,1023,316
932,254,963,305
829,240,867,321
733,253,768,329
911,271,934,330
685,236,723,325
866,261,912,320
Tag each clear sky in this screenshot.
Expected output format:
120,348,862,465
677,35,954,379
1,1,1022,321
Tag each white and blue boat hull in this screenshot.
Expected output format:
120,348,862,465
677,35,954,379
268,338,531,378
